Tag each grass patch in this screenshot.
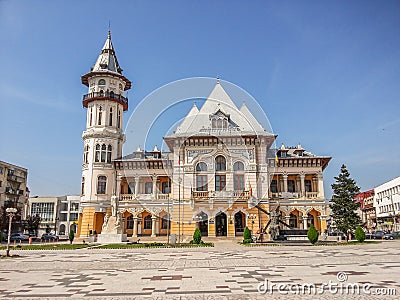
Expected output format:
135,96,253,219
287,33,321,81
0,244,90,250
96,242,214,249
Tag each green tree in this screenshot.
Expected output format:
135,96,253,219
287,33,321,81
243,227,252,244
25,214,41,235
69,230,75,244
330,164,361,241
307,225,319,244
192,228,202,244
355,226,366,242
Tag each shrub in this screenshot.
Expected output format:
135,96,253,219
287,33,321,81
69,231,75,245
193,228,202,244
355,226,366,242
307,225,319,244
243,227,252,244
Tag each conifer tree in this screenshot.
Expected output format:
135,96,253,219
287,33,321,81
330,164,361,240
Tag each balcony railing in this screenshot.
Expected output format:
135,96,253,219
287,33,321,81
82,91,128,110
306,192,318,199
7,174,25,183
120,193,170,202
192,190,250,200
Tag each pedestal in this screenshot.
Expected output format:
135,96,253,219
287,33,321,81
97,234,127,243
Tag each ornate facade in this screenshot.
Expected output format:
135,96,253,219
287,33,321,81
77,32,332,240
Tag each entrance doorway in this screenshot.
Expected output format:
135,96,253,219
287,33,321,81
215,212,227,236
196,212,208,237
234,212,245,236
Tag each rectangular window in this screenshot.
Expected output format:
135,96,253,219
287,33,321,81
144,216,152,229
234,174,244,191
126,217,134,229
70,203,79,211
31,202,55,222
270,180,278,193
145,182,153,194
161,217,169,229
128,182,135,194
288,180,295,192
215,175,226,191
69,213,78,221
162,181,170,194
196,175,208,191
305,180,312,192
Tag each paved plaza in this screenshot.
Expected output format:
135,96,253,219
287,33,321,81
1,240,399,299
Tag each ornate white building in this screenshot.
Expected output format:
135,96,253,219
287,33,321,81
77,32,332,240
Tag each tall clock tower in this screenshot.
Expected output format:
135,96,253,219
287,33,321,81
77,31,131,237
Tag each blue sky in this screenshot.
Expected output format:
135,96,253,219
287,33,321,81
0,0,399,198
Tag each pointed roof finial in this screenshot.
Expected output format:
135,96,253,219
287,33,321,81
216,76,220,84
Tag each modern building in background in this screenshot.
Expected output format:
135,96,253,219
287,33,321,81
374,177,400,232
27,196,80,237
0,160,30,215
27,197,58,236
57,195,80,238
354,189,376,230
77,32,332,239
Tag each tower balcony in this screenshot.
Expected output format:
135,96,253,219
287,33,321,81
82,91,128,111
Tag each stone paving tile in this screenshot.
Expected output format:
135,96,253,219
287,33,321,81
0,241,399,299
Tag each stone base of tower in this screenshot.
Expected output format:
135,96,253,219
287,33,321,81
77,206,109,238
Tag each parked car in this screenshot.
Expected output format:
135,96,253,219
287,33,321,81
371,230,386,239
41,234,59,242
328,231,346,239
10,233,29,242
383,232,400,240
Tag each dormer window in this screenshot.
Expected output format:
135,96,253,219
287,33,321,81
280,151,286,158
98,79,106,86
210,110,232,130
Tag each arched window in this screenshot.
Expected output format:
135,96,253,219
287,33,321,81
215,156,226,171
98,106,103,125
144,215,152,230
117,109,121,129
109,107,113,126
97,176,107,194
99,90,104,96
107,145,112,163
59,224,66,235
196,162,208,191
110,91,114,98
196,162,207,172
98,79,106,86
233,161,244,171
83,145,89,164
81,177,85,195
119,83,123,90
95,144,100,162
233,162,245,191
89,107,93,126
101,144,107,162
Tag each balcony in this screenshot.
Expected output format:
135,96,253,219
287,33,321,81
82,91,128,111
7,174,25,183
192,190,250,200
306,192,318,199
120,193,170,202
271,192,300,199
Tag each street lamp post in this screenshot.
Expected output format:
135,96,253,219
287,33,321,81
6,207,18,257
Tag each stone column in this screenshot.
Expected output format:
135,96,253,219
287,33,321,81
152,175,158,198
300,173,305,197
284,215,291,227
133,217,138,237
134,176,140,196
303,216,308,230
283,174,288,193
151,216,157,237
317,173,324,198
116,175,122,197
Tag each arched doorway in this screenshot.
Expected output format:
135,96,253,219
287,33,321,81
234,211,245,236
215,212,227,236
59,224,66,235
308,209,321,231
195,212,208,237
70,224,77,234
